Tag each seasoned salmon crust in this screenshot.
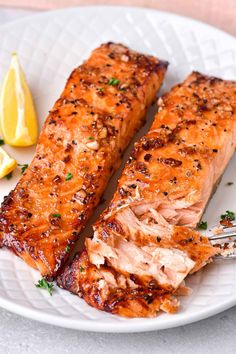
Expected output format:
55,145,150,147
0,43,168,279
58,71,236,317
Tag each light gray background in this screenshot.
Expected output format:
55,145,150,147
0,8,236,354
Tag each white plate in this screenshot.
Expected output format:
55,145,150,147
0,6,236,333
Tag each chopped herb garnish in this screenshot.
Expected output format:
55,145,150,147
0,139,4,146
65,172,73,181
80,266,85,272
18,163,28,174
197,221,208,230
5,171,13,180
35,278,54,296
52,213,61,218
108,77,120,86
98,87,104,92
226,182,234,186
65,246,70,253
88,136,94,140
220,210,235,221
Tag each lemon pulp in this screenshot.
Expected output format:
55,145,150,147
0,147,17,178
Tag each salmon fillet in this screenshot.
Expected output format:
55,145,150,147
58,71,236,317
111,71,236,228
0,42,168,279
58,222,216,317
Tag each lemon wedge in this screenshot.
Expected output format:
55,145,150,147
0,147,16,178
0,53,38,146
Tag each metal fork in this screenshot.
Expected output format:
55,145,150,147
208,222,236,259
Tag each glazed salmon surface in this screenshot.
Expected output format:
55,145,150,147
114,71,236,229
57,71,236,317
0,43,167,279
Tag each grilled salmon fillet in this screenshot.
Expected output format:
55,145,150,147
0,42,168,279
58,221,217,317
58,71,236,317
110,71,236,228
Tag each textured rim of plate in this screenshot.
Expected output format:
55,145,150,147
0,5,236,333
1,289,236,333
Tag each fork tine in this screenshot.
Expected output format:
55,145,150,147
221,222,236,229
209,230,236,241
207,223,236,259
214,254,236,259
209,222,236,231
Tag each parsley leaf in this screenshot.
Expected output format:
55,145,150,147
80,266,85,272
35,278,54,296
65,172,73,181
65,246,70,253
5,171,13,180
197,221,208,230
0,139,4,146
220,210,235,221
88,136,94,140
52,213,61,218
18,163,28,174
108,77,120,86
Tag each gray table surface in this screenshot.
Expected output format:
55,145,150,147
0,7,236,354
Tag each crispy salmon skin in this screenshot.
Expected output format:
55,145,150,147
58,71,236,317
0,43,168,279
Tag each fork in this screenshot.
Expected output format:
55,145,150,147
207,222,236,259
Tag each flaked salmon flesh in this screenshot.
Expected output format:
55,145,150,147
58,71,236,317
0,43,167,279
